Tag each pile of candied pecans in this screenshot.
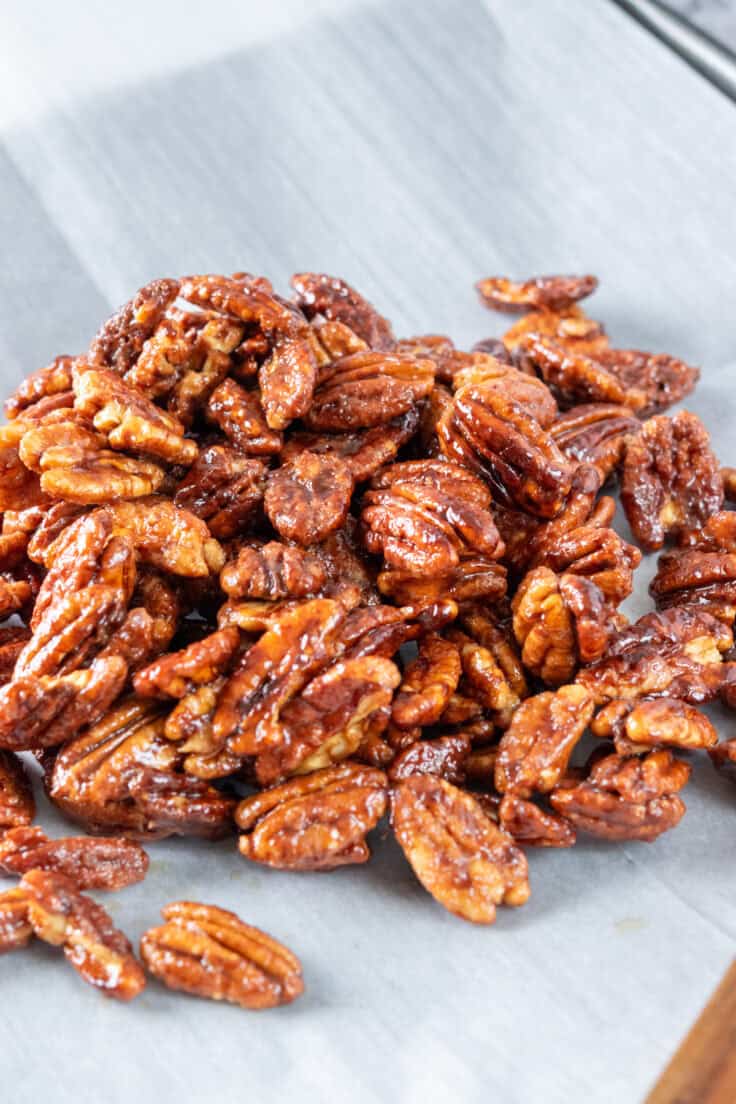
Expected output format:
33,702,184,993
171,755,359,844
0,269,735,1009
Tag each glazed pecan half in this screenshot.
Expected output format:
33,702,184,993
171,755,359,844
0,827,149,890
265,452,354,545
650,512,736,622
88,278,180,374
476,274,598,314
21,869,146,999
621,411,723,552
174,446,267,540
549,403,641,481
140,901,303,1009
237,762,388,870
591,698,718,754
550,749,690,841
390,775,530,924
0,886,33,952
304,351,434,432
291,272,395,350
391,634,462,729
220,541,326,601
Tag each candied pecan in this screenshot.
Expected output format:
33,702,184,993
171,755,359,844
451,356,559,428
459,607,528,701
16,586,130,678
141,901,303,1008
650,544,736,624
577,607,733,705
621,411,723,552
21,869,145,999
438,382,575,518
0,657,127,750
394,335,476,386
476,274,598,314
0,421,47,511
312,319,369,359
447,629,522,730
0,627,30,686
517,336,648,410
281,410,420,483
48,697,235,838
550,749,689,841
512,568,611,684
0,576,31,619
133,627,239,699
88,278,180,374
0,886,33,952
387,735,470,785
220,541,326,601
498,794,576,848
378,558,507,607
174,446,266,540
104,498,224,576
495,685,593,796
5,354,76,420
390,776,530,923
264,452,353,545
594,347,699,415
163,676,243,780
591,698,717,756
256,655,400,783
292,272,395,351
237,762,388,869
0,827,149,890
133,569,180,651
214,598,348,756
0,751,35,828
205,378,282,455
391,634,462,728
97,608,159,671
362,458,503,575
530,523,641,606
73,365,197,465
304,351,434,432
340,599,458,662
549,403,641,481
503,306,609,363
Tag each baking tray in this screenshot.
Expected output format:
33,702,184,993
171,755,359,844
1,1,735,1100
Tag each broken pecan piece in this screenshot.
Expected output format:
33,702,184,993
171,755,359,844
476,274,598,314
265,452,354,545
495,684,594,796
391,634,462,728
621,411,723,552
20,869,146,999
390,776,530,924
133,627,239,699
550,749,689,841
387,735,470,786
0,827,149,890
0,751,36,828
140,901,303,1008
237,762,388,869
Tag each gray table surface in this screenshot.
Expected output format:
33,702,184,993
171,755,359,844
665,0,736,50
2,1,736,1101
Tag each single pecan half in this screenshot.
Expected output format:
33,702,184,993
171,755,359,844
21,869,146,999
591,697,717,754
174,446,267,540
0,886,33,952
387,735,470,786
451,356,559,429
281,410,419,483
236,761,388,869
502,306,609,364
104,498,224,577
476,274,598,314
205,378,282,455
133,627,239,699
140,901,303,1008
304,351,434,432
438,382,575,518
220,541,326,601
88,278,180,374
550,749,689,841
650,514,736,623
0,827,149,890
530,522,642,606
391,634,462,729
495,684,594,796
549,403,641,481
265,452,354,545
516,335,648,410
0,751,36,828
5,355,77,420
621,411,723,552
498,794,576,848
390,775,530,923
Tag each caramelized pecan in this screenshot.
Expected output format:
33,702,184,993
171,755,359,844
390,776,530,923
495,684,594,796
140,901,303,1008
174,446,266,539
220,541,326,601
591,697,717,753
205,378,282,455
387,735,470,785
476,274,598,313
621,411,723,552
291,272,395,350
391,634,462,728
549,403,641,481
0,886,33,952
498,794,576,848
237,762,388,869
0,751,36,828
265,452,353,545
281,411,419,483
0,827,149,890
133,627,239,699
88,278,180,374
304,351,434,431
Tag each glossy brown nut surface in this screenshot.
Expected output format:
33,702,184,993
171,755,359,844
141,901,303,1009
476,274,598,314
237,762,388,870
0,827,149,890
88,278,180,375
304,351,434,432
133,627,239,699
495,684,594,796
549,403,641,481
220,541,326,601
265,452,354,545
498,794,576,848
0,886,33,953
205,378,282,455
387,735,470,786
21,869,146,1000
291,272,395,350
0,751,36,828
591,697,717,753
391,775,530,924
391,634,462,728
